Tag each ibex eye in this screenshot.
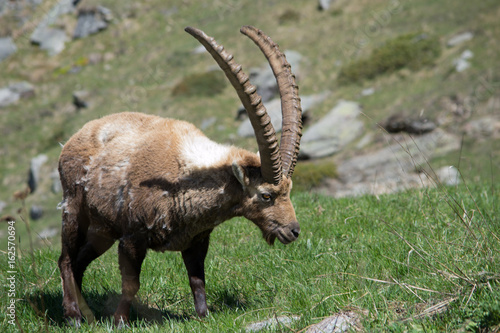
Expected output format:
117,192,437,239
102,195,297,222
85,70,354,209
261,193,272,201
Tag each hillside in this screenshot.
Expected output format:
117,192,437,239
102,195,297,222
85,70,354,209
1,0,499,247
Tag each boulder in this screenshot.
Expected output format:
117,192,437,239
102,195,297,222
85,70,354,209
28,154,48,193
299,100,364,159
382,114,436,135
237,91,329,137
0,81,35,108
51,169,62,194
447,31,474,47
29,205,44,220
73,6,113,39
318,0,334,11
246,315,300,332
317,129,461,197
0,37,17,62
30,0,76,55
306,311,359,333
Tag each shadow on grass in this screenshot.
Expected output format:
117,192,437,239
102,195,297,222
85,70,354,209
25,290,192,328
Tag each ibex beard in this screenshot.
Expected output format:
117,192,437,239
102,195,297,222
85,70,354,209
58,26,302,327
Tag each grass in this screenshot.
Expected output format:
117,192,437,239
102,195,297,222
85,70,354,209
1,180,498,331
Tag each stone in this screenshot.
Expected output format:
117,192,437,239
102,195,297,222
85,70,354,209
463,116,500,139
8,81,35,99
453,49,473,73
299,100,364,159
306,311,359,333
0,201,6,214
29,205,44,220
73,6,112,39
30,0,75,55
73,90,90,109
316,129,461,198
246,315,300,332
51,169,62,194
0,37,17,61
447,31,474,47
28,154,48,193
237,91,329,137
318,0,334,11
39,227,58,239
382,114,436,135
0,87,20,107
436,166,460,186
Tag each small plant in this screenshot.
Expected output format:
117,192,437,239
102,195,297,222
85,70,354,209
338,33,441,84
172,70,227,97
292,161,337,192
279,9,300,25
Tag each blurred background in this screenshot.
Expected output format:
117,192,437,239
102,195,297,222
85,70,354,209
0,0,498,249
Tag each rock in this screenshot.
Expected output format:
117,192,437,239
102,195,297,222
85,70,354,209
39,227,58,239
32,27,69,56
361,87,375,96
246,315,300,332
200,117,216,130
453,49,473,72
51,169,62,194
299,100,364,159
306,311,359,333
73,90,90,109
30,0,76,55
318,0,334,11
463,116,500,139
0,201,6,214
73,6,112,39
447,31,474,47
28,154,48,193
237,91,329,137
9,81,35,99
0,37,17,61
0,87,20,107
0,81,35,108
382,114,436,135
436,166,460,186
29,205,44,220
317,129,461,197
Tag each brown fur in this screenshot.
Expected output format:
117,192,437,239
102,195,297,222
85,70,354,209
58,112,300,326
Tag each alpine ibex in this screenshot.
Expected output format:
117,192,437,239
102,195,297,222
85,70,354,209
58,26,302,326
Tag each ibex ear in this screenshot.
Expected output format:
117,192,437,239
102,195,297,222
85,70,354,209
232,161,250,188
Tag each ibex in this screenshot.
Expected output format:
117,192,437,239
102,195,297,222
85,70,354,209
58,26,302,327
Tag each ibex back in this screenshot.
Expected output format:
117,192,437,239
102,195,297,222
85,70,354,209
58,26,302,327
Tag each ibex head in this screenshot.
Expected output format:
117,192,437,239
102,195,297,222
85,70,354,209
186,26,302,245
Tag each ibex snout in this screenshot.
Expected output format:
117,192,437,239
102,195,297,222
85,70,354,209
278,221,300,244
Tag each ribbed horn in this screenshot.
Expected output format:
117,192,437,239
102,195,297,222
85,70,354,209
185,27,282,185
240,26,302,178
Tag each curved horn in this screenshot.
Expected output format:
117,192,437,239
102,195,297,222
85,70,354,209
240,26,302,178
185,27,282,185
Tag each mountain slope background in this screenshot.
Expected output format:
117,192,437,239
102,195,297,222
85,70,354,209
0,0,499,248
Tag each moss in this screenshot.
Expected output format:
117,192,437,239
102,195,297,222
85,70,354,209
172,70,227,97
338,33,441,84
279,9,300,25
292,161,337,192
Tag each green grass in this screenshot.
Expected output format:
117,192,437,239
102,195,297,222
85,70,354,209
1,182,498,331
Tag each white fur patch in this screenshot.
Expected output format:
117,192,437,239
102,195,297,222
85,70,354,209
180,134,231,169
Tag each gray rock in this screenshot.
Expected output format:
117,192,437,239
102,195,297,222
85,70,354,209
28,154,48,193
463,116,500,139
453,49,473,73
447,31,474,47
0,87,20,107
29,205,44,220
299,100,364,159
32,27,69,56
361,87,375,96
0,81,35,107
30,0,75,55
200,117,216,130
51,169,62,194
39,227,58,239
318,0,334,11
73,90,90,109
436,166,460,186
382,114,436,135
73,6,112,39
246,315,300,332
0,201,6,214
237,91,329,137
0,37,17,61
317,129,461,198
306,311,359,333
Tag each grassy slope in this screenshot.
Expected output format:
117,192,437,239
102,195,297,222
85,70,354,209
1,183,498,331
0,0,499,330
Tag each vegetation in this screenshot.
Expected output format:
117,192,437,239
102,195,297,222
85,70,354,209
338,33,441,84
172,70,227,97
1,182,498,331
292,161,337,192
